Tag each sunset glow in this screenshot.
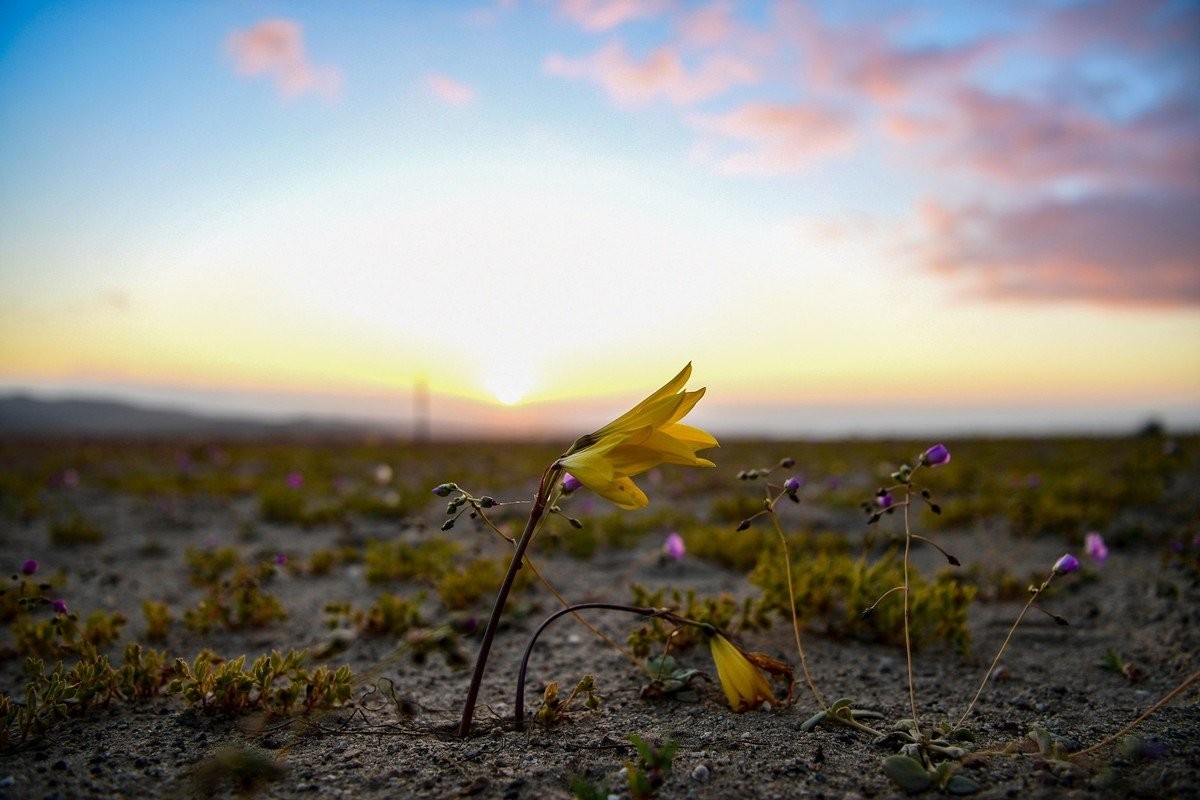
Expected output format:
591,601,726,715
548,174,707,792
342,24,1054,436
1,1,1197,437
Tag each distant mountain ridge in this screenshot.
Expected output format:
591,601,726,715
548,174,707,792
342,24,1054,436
0,394,384,438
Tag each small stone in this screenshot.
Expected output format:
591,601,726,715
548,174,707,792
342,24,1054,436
690,764,710,783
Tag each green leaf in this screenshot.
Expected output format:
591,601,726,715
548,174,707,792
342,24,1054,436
946,775,981,795
799,710,827,732
882,755,932,793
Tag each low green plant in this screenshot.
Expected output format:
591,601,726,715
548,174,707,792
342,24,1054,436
141,599,172,641
534,674,602,729
626,584,766,656
181,567,286,633
625,733,679,800
48,513,105,545
167,648,353,716
363,538,461,584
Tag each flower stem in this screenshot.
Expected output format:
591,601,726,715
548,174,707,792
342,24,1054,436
1071,668,1200,760
955,573,1053,730
458,464,560,737
514,602,681,729
902,498,922,739
769,506,826,710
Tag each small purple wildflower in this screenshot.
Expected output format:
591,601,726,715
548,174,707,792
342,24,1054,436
21,559,39,576
783,476,802,493
663,532,686,562
1084,532,1108,564
285,472,304,489
876,492,894,509
922,444,951,467
561,473,583,494
1053,553,1080,575
50,598,69,615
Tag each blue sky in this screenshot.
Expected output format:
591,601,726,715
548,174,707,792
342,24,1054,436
1,0,1198,437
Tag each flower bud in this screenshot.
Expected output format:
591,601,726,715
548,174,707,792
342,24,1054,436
1053,553,1080,575
561,473,582,494
432,483,455,497
662,532,685,562
921,444,951,467
21,559,39,576
783,476,802,493
1084,532,1108,564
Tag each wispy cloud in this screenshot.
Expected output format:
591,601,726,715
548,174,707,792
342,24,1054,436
554,0,668,32
689,102,856,175
227,19,342,102
922,193,1200,307
545,0,1200,308
426,73,477,107
544,42,757,108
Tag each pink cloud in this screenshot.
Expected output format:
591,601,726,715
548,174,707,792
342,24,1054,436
544,42,758,108
427,73,476,107
936,88,1200,193
555,0,667,32
921,194,1200,308
227,19,341,101
689,102,856,175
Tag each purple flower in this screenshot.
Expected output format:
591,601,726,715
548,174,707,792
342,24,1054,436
285,472,304,489
1053,553,1080,575
662,532,686,562
1084,532,1108,564
50,598,69,615
922,444,951,467
783,476,802,493
876,492,894,509
21,559,39,576
561,473,583,494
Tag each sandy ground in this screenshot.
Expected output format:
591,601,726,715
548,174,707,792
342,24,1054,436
2,441,1198,800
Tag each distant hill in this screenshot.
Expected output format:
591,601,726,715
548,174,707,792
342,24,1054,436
0,395,384,438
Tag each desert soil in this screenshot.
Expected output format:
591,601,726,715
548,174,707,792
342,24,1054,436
1,442,1198,800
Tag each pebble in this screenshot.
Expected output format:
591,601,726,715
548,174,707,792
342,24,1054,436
690,764,710,783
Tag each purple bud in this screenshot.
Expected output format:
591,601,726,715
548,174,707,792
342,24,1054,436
21,559,39,576
922,444,951,467
561,473,583,494
1053,553,1080,575
663,532,685,561
432,483,454,497
50,598,69,615
1084,532,1108,564
783,476,802,493
876,492,893,509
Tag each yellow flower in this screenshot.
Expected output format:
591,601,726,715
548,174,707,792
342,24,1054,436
556,363,718,510
708,632,778,712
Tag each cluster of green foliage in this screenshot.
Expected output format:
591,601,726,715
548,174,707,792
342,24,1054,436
48,512,105,545
181,549,286,633
363,538,461,583
535,674,602,729
11,608,127,660
752,547,976,654
1,644,168,749
167,648,353,716
626,584,769,657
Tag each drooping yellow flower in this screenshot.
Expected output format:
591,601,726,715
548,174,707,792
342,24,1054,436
556,363,718,510
708,632,778,712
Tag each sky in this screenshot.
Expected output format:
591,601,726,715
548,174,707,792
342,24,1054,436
1,0,1198,438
